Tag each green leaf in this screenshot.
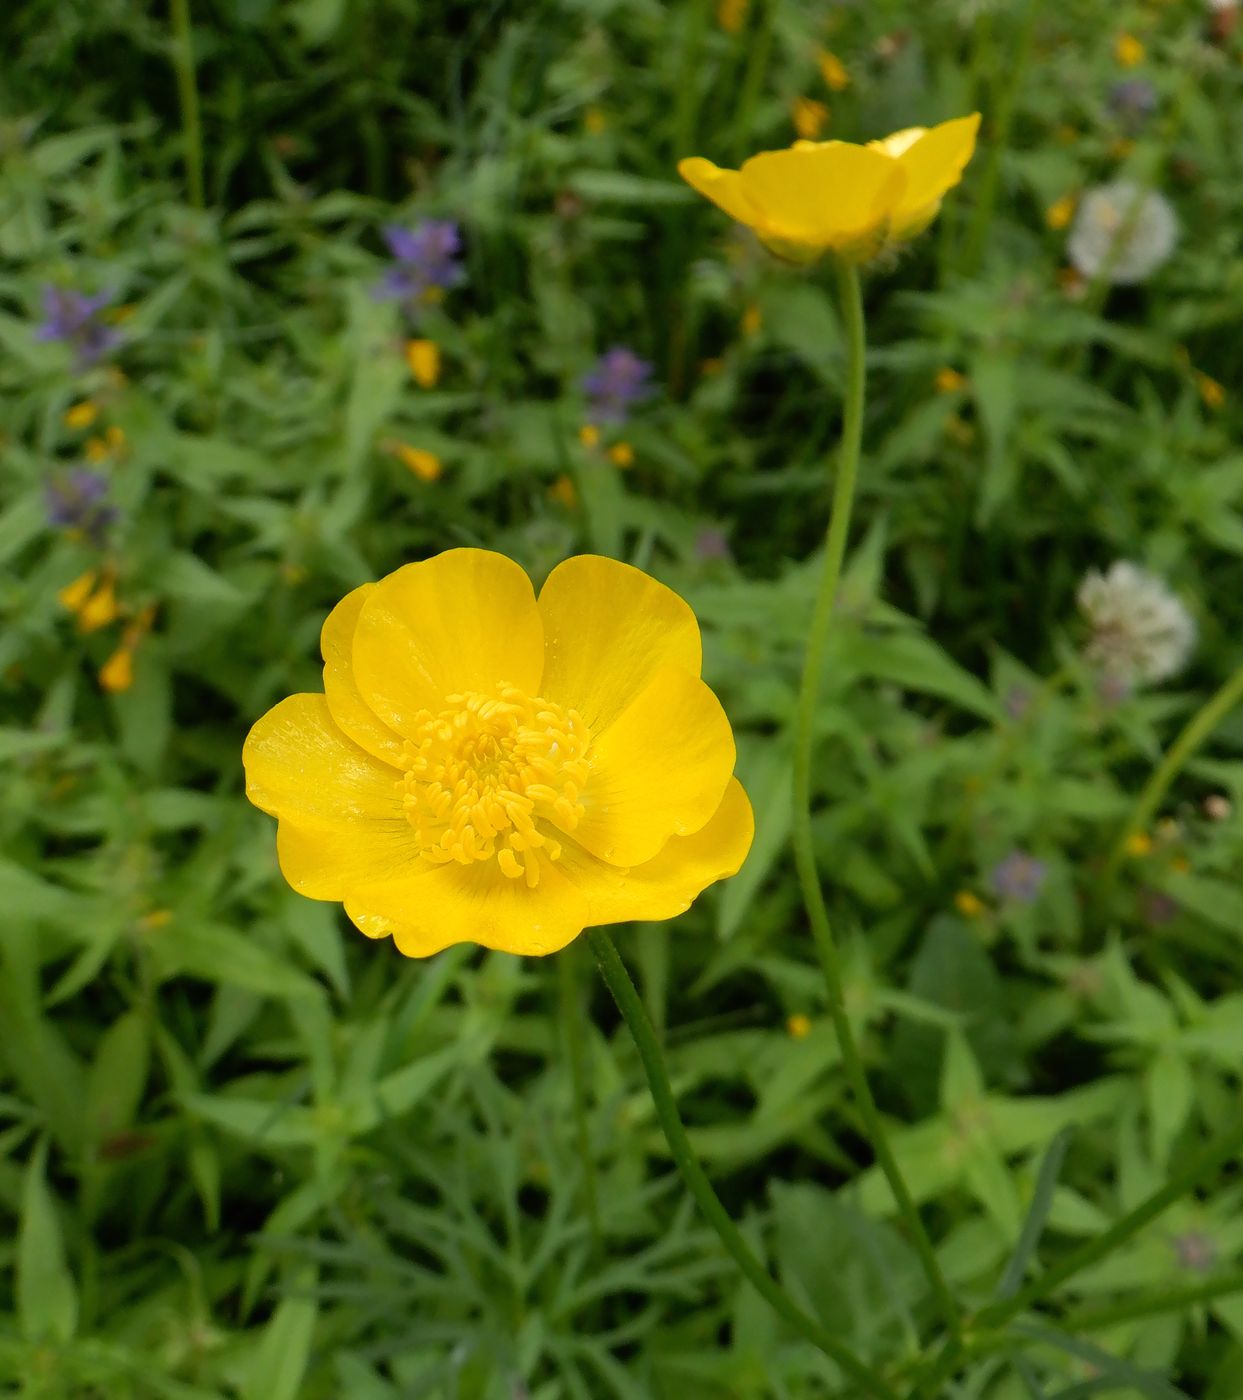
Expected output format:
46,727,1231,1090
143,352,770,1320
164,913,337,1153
241,1268,319,1400
17,1140,78,1344
997,1128,1072,1298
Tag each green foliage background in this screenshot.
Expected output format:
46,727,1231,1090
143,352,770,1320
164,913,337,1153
5,0,1243,1395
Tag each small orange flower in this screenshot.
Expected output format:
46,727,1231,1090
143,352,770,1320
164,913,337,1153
1045,194,1076,230
58,570,98,614
405,338,441,388
392,443,443,482
954,890,985,918
935,367,966,394
1194,370,1225,410
791,97,829,141
817,49,850,92
99,646,135,693
76,575,120,633
608,441,635,469
1115,32,1145,68
64,400,99,430
786,1012,812,1038
579,424,601,449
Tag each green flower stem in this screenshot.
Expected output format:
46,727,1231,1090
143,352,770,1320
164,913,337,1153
558,947,602,1258
791,259,962,1350
169,0,205,209
1062,1270,1243,1332
1106,663,1243,879
973,1112,1243,1335
587,927,897,1400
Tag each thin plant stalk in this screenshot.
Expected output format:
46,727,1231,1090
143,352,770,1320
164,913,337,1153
790,259,962,1348
169,0,205,209
558,947,602,1258
586,927,898,1400
1106,663,1243,878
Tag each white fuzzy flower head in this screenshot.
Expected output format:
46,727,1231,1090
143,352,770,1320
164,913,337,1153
1077,561,1196,687
1067,183,1178,284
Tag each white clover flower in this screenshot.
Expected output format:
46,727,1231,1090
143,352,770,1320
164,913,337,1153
1067,183,1178,284
1077,561,1196,687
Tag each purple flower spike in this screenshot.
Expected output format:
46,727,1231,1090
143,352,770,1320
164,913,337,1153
375,219,465,308
44,468,118,546
581,346,654,424
989,851,1048,905
36,286,123,368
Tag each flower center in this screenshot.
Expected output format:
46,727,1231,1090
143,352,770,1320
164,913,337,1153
398,686,590,887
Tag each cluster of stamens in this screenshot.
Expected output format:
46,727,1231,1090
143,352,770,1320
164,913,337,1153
398,685,590,888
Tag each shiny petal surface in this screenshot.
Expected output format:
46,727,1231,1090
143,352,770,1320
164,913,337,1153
738,143,906,248
537,555,702,734
346,858,590,958
568,777,755,925
243,693,403,827
677,157,765,230
352,548,544,737
321,583,406,763
276,819,425,900
576,666,736,865
887,113,980,235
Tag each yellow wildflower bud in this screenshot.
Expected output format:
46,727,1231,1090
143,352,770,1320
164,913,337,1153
394,444,443,482
1115,33,1144,68
584,107,607,135
58,570,98,614
578,423,601,449
1195,370,1225,410
106,425,127,453
1125,831,1153,858
137,908,172,931
786,1012,812,1039
817,49,850,91
549,474,578,508
77,576,120,633
791,97,829,141
1045,194,1076,230
64,400,99,430
679,113,980,264
405,338,441,388
85,436,110,464
741,303,762,337
716,0,748,34
608,441,635,469
99,645,135,693
955,890,985,918
935,367,966,394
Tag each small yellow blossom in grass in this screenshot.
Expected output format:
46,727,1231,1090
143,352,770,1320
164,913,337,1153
817,48,850,91
579,423,601,449
1109,137,1136,161
394,444,443,482
608,441,635,469
584,107,608,135
549,474,578,508
791,97,829,141
85,436,110,464
741,303,762,337
1195,370,1225,410
1046,194,1076,230
64,400,99,430
58,569,98,614
935,367,966,394
106,425,126,455
716,0,748,34
1126,831,1153,858
1115,32,1145,68
786,1012,812,1039
955,889,985,918
137,908,172,931
679,113,980,263
242,549,754,956
405,339,441,388
99,645,134,693
76,575,120,633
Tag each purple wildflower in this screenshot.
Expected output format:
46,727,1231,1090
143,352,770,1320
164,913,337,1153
1109,79,1158,127
36,287,122,368
375,219,465,307
989,851,1048,905
1171,1230,1216,1273
44,468,118,546
582,347,653,425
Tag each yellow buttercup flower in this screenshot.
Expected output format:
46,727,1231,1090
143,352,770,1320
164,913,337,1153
243,550,754,957
1045,194,1076,231
791,97,829,141
608,441,635,468
64,400,99,430
578,423,601,449
392,443,443,482
99,645,135,693
1115,32,1145,68
76,575,120,633
954,889,984,918
58,569,98,614
678,113,981,263
405,338,441,388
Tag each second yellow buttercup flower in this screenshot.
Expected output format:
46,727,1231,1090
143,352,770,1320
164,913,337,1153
678,113,980,263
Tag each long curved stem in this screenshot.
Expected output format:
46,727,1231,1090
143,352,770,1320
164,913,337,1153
1106,663,1243,879
169,0,205,209
587,927,897,1400
791,260,962,1349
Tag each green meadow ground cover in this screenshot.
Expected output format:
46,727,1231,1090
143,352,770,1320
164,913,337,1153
7,0,1243,1395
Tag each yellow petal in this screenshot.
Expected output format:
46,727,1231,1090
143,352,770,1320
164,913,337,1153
885,113,980,238
577,666,735,865
243,693,403,828
677,157,765,230
738,143,907,251
320,583,406,763
537,554,702,734
567,777,755,925
346,857,590,958
868,126,927,159
275,818,425,900
58,569,97,614
351,549,544,738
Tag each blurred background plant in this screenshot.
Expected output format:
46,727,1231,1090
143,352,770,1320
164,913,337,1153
5,0,1243,1395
